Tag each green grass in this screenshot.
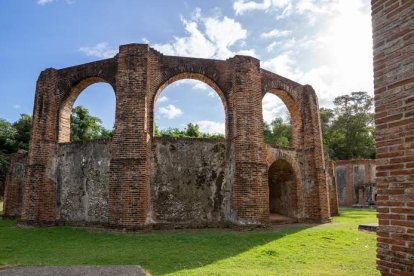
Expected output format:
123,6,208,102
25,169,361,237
0,208,378,275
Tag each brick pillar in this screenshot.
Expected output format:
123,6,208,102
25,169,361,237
3,152,27,218
21,69,59,225
108,44,150,229
328,160,339,216
302,85,330,221
229,56,268,224
371,1,414,274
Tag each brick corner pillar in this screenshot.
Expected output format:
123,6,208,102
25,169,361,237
371,0,414,274
3,152,27,218
108,43,151,230
228,55,269,224
302,85,331,222
21,68,59,225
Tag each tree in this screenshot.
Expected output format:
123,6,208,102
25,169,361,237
263,117,292,147
322,92,375,160
0,114,32,198
154,123,224,138
185,123,201,137
70,106,112,142
12,114,32,150
0,119,17,154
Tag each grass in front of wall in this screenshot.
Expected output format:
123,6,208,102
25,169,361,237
0,208,378,275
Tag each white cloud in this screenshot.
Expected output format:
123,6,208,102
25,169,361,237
193,82,208,90
204,16,247,58
236,49,258,58
37,0,53,5
153,12,250,60
196,120,225,134
261,52,301,80
158,96,168,103
259,0,373,107
262,93,289,123
266,41,280,52
172,79,211,91
159,104,183,119
233,0,291,15
13,104,21,109
37,0,74,5
261,29,291,39
79,42,117,59
208,91,219,98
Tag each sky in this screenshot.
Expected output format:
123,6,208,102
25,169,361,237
0,0,373,134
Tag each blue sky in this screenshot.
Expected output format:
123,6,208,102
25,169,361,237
0,0,373,134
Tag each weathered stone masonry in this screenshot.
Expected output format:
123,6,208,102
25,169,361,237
4,44,331,229
371,0,414,274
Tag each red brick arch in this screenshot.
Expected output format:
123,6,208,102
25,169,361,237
58,77,116,143
151,72,228,138
262,88,304,149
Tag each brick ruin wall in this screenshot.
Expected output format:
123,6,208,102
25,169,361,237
334,159,376,207
3,44,331,229
4,139,320,228
371,0,414,274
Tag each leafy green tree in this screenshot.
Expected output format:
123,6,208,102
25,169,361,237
322,92,375,160
12,114,32,151
263,117,292,147
154,123,224,139
0,114,32,197
185,123,201,137
0,119,17,154
70,106,112,142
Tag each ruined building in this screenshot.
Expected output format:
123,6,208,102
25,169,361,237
4,44,334,229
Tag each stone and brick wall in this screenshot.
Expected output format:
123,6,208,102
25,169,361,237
5,44,330,229
3,152,27,218
371,0,414,274
334,159,376,207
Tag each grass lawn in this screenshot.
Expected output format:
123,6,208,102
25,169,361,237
0,208,378,275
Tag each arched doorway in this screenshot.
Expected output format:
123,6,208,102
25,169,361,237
59,79,115,143
150,75,228,225
268,159,298,222
57,79,115,223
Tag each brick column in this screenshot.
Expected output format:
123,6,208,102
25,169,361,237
108,44,150,229
302,85,330,221
229,56,268,224
3,152,27,218
371,0,414,274
21,69,59,225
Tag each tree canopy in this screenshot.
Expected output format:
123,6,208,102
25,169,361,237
263,117,292,147
70,106,113,142
155,123,224,139
321,92,375,160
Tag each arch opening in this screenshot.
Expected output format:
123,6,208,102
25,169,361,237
262,89,302,149
153,74,227,139
268,159,298,220
150,74,227,225
58,78,116,143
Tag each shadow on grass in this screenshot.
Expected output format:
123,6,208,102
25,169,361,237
0,219,311,275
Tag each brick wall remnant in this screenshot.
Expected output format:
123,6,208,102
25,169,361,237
4,44,330,229
371,0,414,274
334,159,376,207
3,152,27,218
